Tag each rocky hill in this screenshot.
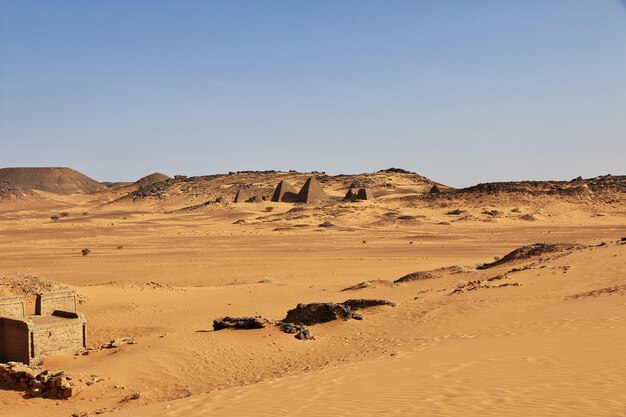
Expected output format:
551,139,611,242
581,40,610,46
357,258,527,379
0,167,107,194
110,169,448,209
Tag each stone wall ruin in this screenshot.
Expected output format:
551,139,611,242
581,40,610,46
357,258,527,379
1,290,86,365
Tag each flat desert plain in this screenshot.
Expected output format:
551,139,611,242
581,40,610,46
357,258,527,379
0,170,624,417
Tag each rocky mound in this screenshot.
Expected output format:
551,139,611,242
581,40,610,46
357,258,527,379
283,299,395,326
213,316,268,330
113,170,447,208
446,175,625,197
283,302,362,325
0,167,107,194
135,172,171,188
478,243,586,269
212,299,395,341
0,180,39,200
0,272,70,302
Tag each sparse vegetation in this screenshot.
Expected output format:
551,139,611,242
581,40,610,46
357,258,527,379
81,248,91,256
50,215,60,221
60,212,69,217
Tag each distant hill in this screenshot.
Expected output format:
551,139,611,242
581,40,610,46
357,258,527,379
136,172,171,188
110,169,448,209
0,167,107,194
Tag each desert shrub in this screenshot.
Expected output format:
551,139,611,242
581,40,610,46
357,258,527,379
81,248,90,256
50,215,60,221
60,212,69,217
265,206,274,212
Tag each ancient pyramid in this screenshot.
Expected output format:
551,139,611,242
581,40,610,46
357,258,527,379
344,188,357,200
271,181,299,202
344,187,374,201
233,188,250,203
297,177,328,203
429,185,441,194
356,188,374,200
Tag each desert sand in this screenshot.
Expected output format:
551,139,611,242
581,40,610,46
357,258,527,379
0,169,625,417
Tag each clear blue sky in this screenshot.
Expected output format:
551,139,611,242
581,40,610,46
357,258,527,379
1,1,625,187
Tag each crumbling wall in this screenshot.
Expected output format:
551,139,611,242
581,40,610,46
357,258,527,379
0,318,31,363
31,317,86,360
35,290,77,316
0,296,25,318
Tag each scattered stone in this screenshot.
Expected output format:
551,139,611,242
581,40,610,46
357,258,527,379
0,362,86,399
121,392,141,402
294,328,314,340
108,337,135,348
566,284,626,299
446,209,466,215
278,322,313,340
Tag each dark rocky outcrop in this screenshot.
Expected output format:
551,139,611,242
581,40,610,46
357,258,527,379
318,221,336,228
213,299,394,341
282,299,395,326
394,271,441,283
478,243,586,270
283,302,361,325
212,316,268,330
342,299,396,309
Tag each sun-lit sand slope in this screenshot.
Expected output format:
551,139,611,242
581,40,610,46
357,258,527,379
0,169,624,416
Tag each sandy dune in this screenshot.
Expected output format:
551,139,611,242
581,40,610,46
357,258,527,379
0,170,624,416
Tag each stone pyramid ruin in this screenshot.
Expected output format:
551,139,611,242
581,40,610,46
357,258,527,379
233,188,250,203
271,181,299,202
356,188,374,200
344,188,357,200
344,187,374,201
297,177,329,203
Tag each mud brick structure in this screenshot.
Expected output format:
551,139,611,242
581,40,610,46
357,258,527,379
35,289,78,315
0,290,86,365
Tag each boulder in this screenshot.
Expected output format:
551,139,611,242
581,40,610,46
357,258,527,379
213,316,268,331
283,302,360,325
